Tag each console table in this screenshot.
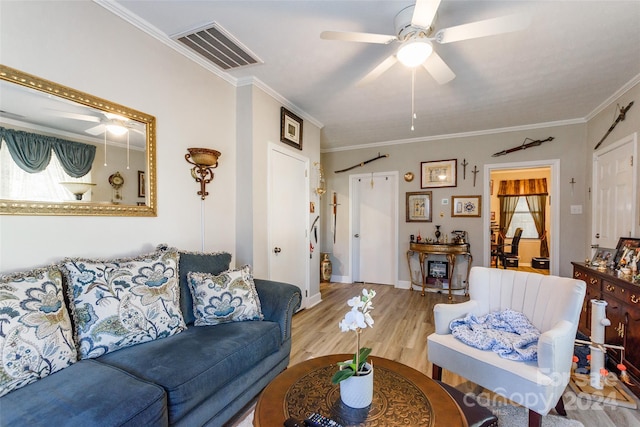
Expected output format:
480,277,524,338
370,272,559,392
407,242,472,299
572,262,640,393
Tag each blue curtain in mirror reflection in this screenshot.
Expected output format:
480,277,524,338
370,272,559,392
0,126,96,177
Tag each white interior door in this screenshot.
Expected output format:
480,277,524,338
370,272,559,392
351,172,397,285
269,146,309,306
593,133,638,249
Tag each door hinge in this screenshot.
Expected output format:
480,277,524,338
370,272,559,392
305,169,308,178
305,290,308,297
631,155,634,167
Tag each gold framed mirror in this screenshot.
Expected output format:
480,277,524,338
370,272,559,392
0,65,156,216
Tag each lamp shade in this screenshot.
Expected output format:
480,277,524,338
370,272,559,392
397,39,433,68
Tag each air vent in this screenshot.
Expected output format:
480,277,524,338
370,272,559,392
173,23,262,70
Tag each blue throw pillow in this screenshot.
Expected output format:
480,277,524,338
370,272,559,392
62,246,186,359
0,266,77,397
187,265,263,326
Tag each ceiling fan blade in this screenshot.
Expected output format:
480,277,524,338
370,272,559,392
411,0,442,28
321,31,397,44
435,13,531,44
422,51,455,84
45,109,101,123
356,55,398,86
85,124,105,135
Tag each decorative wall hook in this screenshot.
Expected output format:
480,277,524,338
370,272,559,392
185,148,221,200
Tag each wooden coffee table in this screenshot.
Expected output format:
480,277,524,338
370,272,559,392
254,354,468,427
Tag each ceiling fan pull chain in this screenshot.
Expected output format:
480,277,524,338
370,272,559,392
103,131,108,167
411,68,416,131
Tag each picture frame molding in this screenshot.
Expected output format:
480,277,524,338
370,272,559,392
406,191,432,222
280,107,303,150
451,195,482,217
421,159,457,188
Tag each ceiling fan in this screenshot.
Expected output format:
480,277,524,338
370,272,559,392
320,0,530,85
46,109,144,137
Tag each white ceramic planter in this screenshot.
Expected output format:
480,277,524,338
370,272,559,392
339,362,373,408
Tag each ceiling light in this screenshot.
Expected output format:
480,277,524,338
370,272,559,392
106,121,128,136
397,39,433,68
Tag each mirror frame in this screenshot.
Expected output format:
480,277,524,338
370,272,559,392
0,65,157,216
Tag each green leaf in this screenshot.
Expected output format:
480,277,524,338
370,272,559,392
357,347,372,370
331,368,355,384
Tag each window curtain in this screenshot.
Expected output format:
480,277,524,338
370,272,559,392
0,127,96,178
526,195,549,257
498,178,549,256
498,196,519,244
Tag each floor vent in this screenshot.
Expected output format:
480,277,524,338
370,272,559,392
173,23,261,70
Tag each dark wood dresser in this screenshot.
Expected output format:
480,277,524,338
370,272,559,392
572,262,640,389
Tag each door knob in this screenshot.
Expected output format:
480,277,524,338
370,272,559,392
273,247,282,254
354,234,360,238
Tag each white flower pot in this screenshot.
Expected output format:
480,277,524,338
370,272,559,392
339,362,373,408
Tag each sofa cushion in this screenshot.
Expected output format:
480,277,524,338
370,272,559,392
62,246,186,359
187,265,263,326
97,319,281,424
0,266,77,397
178,251,232,325
0,359,167,427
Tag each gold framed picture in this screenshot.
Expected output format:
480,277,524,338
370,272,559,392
451,195,481,217
406,191,432,222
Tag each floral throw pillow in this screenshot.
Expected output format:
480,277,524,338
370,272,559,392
187,265,263,326
0,267,77,397
62,247,186,359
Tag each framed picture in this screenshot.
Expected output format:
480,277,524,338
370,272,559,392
137,170,145,198
280,107,303,150
428,261,449,278
451,195,482,217
613,237,640,269
406,191,432,222
421,159,457,188
591,247,616,267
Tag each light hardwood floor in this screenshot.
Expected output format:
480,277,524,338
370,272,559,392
289,281,640,427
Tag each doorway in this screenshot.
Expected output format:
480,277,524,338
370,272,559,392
592,133,637,250
484,160,560,275
268,144,310,307
349,172,398,285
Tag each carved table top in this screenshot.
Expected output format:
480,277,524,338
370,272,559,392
254,354,467,427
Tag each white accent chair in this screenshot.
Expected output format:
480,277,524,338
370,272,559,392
427,267,586,427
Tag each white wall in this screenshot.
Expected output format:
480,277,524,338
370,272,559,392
321,123,590,280
0,1,237,271
234,84,321,299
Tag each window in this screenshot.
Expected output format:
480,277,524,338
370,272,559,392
0,143,92,201
506,197,538,238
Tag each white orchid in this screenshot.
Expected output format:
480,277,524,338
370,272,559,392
333,288,376,384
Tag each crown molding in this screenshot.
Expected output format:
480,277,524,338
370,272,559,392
321,118,585,153
237,77,324,129
585,72,640,121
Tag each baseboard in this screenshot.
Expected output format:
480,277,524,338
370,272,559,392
330,275,350,283
305,292,322,309
396,280,412,290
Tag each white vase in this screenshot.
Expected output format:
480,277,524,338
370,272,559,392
339,362,373,408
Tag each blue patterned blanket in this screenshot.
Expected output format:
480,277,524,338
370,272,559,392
450,309,540,361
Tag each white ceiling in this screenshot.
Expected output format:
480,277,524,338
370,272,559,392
110,0,640,151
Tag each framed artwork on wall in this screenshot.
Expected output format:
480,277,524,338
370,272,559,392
138,170,145,198
451,195,482,217
406,191,432,222
280,107,303,150
421,159,457,188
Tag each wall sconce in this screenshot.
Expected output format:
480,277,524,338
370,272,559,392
314,162,327,196
185,148,221,200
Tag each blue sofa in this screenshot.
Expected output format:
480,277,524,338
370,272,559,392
0,250,301,426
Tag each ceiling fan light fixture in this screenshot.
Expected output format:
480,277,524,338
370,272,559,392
396,39,433,67
106,122,128,136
